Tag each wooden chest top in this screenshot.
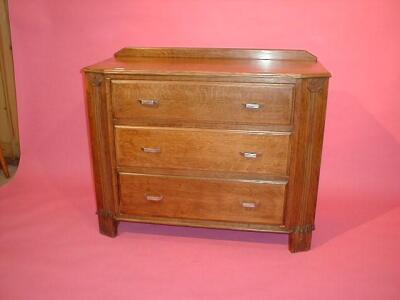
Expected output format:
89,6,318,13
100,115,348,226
84,47,331,78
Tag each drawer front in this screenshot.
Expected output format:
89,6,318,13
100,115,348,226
115,126,290,175
111,80,294,125
119,173,286,225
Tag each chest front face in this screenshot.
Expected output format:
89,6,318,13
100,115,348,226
84,47,330,253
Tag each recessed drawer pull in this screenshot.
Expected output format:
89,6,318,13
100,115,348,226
242,103,263,110
141,147,161,153
145,195,163,202
242,202,257,208
240,151,261,159
138,99,159,107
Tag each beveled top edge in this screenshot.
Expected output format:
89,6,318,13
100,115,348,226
114,47,317,62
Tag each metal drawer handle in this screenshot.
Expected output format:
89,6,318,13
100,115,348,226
240,152,261,159
145,195,163,202
141,147,161,153
242,202,257,208
242,103,263,110
138,99,159,107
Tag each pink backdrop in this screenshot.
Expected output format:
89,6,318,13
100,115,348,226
1,0,399,299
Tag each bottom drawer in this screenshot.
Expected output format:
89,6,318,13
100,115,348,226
118,173,286,225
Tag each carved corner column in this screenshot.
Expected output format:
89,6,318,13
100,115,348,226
287,78,329,252
85,72,119,237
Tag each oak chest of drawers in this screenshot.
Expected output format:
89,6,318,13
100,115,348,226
83,47,330,252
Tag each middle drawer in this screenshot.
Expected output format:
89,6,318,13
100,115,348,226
115,126,290,176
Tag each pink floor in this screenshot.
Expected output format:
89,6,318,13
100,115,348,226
1,0,400,299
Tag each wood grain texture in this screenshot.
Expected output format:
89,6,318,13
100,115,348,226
115,126,291,176
114,47,317,61
83,47,330,253
85,73,119,236
114,118,293,133
84,57,330,78
0,146,9,178
83,47,331,78
116,166,289,184
119,173,286,225
116,215,289,233
285,78,329,252
0,0,19,159
101,73,298,84
111,80,294,126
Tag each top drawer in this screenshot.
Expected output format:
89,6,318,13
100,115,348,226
111,80,294,126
